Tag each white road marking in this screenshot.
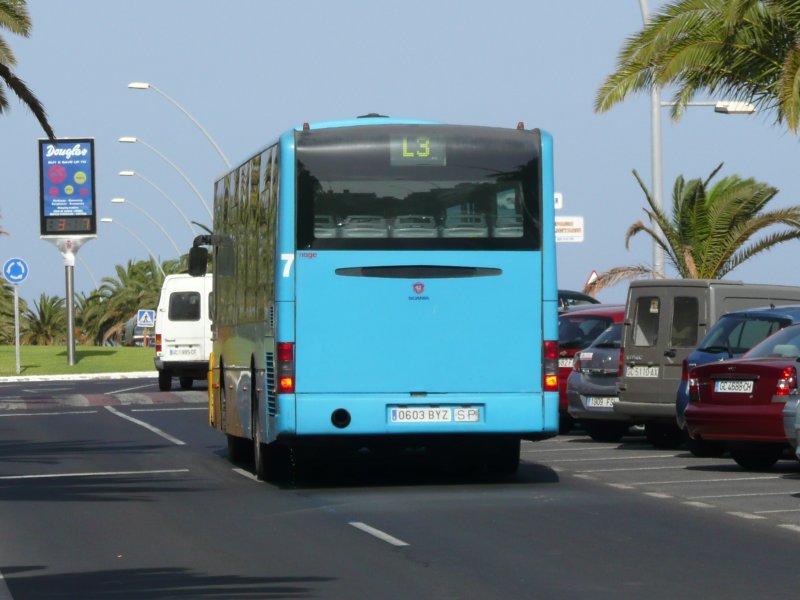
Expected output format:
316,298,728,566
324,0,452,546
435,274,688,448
689,490,800,500
522,446,618,453
683,501,715,509
132,407,206,413
727,511,766,520
575,465,685,474
22,386,71,392
0,469,189,481
778,524,800,533
755,508,800,514
0,411,97,418
629,475,779,486
108,383,157,394
349,522,409,547
546,454,679,463
573,474,596,480
104,406,186,445
232,468,259,481
645,492,673,499
607,483,635,490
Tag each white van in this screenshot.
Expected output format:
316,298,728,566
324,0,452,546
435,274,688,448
154,273,213,391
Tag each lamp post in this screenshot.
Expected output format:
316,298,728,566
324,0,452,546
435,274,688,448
118,170,198,236
100,217,165,276
110,197,182,256
127,81,231,169
118,136,212,220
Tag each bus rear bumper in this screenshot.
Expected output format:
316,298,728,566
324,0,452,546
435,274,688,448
277,392,558,438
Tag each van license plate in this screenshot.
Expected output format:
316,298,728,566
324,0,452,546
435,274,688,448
625,366,659,378
558,358,573,368
715,380,754,393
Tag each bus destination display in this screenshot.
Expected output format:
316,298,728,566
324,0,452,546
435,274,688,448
389,135,446,166
39,138,97,236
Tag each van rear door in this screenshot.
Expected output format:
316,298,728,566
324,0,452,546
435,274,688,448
620,289,707,415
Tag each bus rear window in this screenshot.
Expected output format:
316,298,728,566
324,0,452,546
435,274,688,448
296,124,541,250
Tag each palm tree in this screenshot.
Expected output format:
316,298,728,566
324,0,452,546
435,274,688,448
586,164,800,293
595,0,800,132
0,1,55,139
22,293,66,345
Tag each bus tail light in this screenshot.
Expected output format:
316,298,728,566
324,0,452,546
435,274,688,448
155,334,162,353
277,342,295,393
543,340,558,392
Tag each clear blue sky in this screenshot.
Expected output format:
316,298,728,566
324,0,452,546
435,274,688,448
2,0,797,307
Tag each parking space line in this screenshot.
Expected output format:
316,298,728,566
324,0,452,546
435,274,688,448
629,475,780,486
645,492,673,499
104,406,185,445
727,511,766,520
546,454,679,463
607,483,634,489
349,522,409,547
522,446,620,453
576,465,685,474
755,508,800,514
0,469,189,481
689,490,800,500
683,501,715,509
778,524,800,533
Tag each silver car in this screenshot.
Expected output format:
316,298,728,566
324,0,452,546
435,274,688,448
493,215,523,238
442,215,488,238
340,215,389,238
783,398,800,459
391,214,438,238
566,323,631,442
314,214,338,238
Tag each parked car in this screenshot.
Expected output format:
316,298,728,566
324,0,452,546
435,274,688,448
676,305,800,456
616,279,800,449
684,323,800,470
566,322,632,442
391,214,438,238
492,215,523,238
558,289,600,312
557,305,625,433
340,215,389,238
314,214,338,238
442,214,488,238
783,395,800,460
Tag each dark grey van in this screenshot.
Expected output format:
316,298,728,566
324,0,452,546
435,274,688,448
614,279,800,448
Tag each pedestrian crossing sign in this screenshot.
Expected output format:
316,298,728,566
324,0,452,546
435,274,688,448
137,309,156,328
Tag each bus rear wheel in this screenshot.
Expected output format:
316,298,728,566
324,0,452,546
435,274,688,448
252,385,292,482
484,438,521,476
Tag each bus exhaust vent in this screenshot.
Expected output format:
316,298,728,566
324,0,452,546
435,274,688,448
268,305,276,331
265,352,277,416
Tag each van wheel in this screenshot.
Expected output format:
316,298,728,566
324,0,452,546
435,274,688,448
584,420,628,443
179,377,193,390
645,422,683,449
158,370,172,392
730,443,784,471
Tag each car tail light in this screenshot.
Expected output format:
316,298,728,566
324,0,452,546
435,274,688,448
775,366,797,396
688,368,699,401
277,342,295,393
572,354,582,372
681,359,688,382
155,334,162,353
543,340,558,392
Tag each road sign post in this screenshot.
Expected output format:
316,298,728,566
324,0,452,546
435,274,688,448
3,258,29,375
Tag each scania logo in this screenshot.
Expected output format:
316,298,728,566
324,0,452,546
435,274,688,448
413,282,425,294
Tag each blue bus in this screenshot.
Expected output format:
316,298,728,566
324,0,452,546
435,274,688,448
189,116,559,479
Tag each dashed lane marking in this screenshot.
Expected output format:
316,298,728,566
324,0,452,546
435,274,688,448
104,406,186,445
349,522,409,547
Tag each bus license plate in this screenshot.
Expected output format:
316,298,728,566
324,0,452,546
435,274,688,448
389,407,481,423
715,380,754,393
625,366,659,378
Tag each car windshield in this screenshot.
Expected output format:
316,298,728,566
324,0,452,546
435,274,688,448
744,324,800,359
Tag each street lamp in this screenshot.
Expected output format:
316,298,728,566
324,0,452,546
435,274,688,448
118,171,197,236
118,136,212,220
110,197,182,257
100,217,165,276
127,81,231,169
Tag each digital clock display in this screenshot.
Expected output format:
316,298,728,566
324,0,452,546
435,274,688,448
390,135,446,166
44,217,94,234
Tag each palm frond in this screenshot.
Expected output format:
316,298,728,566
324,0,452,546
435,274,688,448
0,62,55,139
583,265,662,296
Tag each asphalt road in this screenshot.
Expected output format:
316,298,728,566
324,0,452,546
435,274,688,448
1,380,799,599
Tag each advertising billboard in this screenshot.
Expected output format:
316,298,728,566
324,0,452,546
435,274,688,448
39,138,96,236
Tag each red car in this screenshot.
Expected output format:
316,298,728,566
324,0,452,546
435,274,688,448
557,305,625,433
685,322,800,470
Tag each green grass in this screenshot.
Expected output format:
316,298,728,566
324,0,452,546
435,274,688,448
0,345,157,377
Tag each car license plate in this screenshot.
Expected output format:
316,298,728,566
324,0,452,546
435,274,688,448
585,396,617,408
389,406,482,423
559,358,573,368
625,365,659,378
715,380,754,393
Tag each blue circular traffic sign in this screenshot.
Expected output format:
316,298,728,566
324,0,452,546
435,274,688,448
3,257,29,284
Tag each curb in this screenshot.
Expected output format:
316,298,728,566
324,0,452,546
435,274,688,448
0,371,158,384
